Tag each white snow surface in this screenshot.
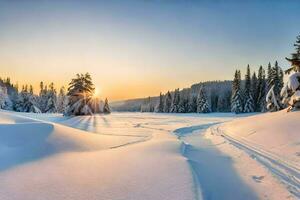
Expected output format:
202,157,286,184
0,110,298,200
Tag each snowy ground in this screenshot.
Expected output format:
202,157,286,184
0,110,298,200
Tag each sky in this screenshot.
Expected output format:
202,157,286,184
0,0,299,101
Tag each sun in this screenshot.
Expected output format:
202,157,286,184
93,87,101,98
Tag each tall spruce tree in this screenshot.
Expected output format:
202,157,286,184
251,72,258,111
266,61,283,111
257,66,267,112
244,65,254,112
157,92,164,112
196,86,210,113
170,89,180,113
57,87,68,113
231,70,243,113
163,91,172,113
188,95,197,113
45,82,57,113
267,62,273,91
103,98,111,114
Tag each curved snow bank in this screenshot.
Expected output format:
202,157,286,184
0,111,36,124
221,110,300,166
0,111,196,200
215,110,300,198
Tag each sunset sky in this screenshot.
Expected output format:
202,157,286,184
0,0,299,101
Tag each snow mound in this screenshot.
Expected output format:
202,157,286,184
221,110,300,167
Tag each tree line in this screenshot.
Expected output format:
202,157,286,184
142,34,300,114
0,73,110,116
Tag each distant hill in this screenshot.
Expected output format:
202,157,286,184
110,80,232,112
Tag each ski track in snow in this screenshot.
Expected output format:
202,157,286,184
212,126,300,198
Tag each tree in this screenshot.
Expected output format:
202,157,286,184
103,98,111,114
38,81,48,113
251,72,258,111
257,66,267,112
231,70,243,113
266,85,281,112
281,35,300,110
178,94,189,113
65,73,95,116
57,87,68,113
267,62,273,91
0,86,12,110
188,95,197,113
156,92,164,112
243,65,254,112
163,91,172,113
15,86,41,113
45,82,57,113
196,86,210,113
266,61,283,111
170,89,180,113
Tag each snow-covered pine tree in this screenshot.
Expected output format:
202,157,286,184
257,66,267,112
243,65,254,112
266,61,283,111
281,34,300,110
45,82,57,113
272,61,282,96
251,72,258,111
178,94,189,113
196,86,210,113
231,70,243,113
15,85,41,113
38,82,48,113
188,95,197,113
266,85,281,112
163,91,172,113
56,87,68,113
103,98,111,114
0,86,12,110
267,62,273,91
170,89,180,113
65,73,95,116
156,92,164,112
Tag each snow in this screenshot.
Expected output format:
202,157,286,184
287,72,300,92
212,110,300,198
0,110,298,199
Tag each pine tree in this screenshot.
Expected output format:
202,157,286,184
266,61,283,111
45,82,57,113
196,86,210,113
0,86,12,110
294,35,300,54
257,66,267,112
65,73,95,116
178,94,189,113
38,81,48,113
157,92,164,112
266,85,281,112
163,91,172,113
231,70,243,113
243,65,254,112
15,86,40,113
57,87,68,113
170,89,180,113
267,62,273,91
251,72,258,111
103,98,111,114
188,95,197,113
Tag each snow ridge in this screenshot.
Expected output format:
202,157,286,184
212,126,300,198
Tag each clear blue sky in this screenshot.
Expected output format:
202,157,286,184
0,0,299,100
